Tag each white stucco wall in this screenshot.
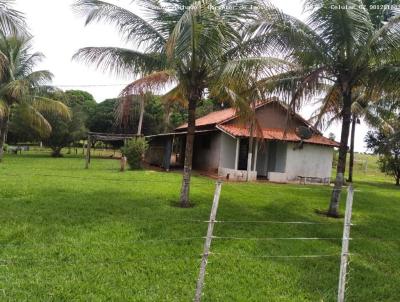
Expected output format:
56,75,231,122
275,142,287,172
219,133,237,169
192,132,222,171
285,143,334,181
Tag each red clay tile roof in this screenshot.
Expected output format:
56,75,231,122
176,107,237,129
217,124,340,147
175,99,337,147
176,100,320,132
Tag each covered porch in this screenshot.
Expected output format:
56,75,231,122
217,132,288,182
145,130,218,171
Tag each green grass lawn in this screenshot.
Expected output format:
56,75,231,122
0,151,399,301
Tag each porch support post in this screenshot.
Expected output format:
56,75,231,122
234,138,240,170
253,140,259,171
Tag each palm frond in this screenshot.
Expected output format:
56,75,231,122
114,94,140,128
73,0,166,51
252,2,331,66
0,98,8,118
73,47,165,77
17,104,52,137
256,66,331,111
31,97,72,120
162,85,187,107
310,83,342,130
16,52,45,77
365,65,400,96
368,14,400,61
306,0,373,50
115,70,177,127
0,0,29,36
218,57,293,99
119,70,176,97
25,70,53,86
5,79,30,100
166,0,202,60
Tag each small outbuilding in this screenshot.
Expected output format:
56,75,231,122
145,100,339,183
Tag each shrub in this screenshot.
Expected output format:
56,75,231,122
121,137,148,170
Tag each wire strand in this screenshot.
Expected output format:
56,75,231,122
212,236,343,241
0,237,206,248
215,220,338,225
0,255,202,266
212,252,341,259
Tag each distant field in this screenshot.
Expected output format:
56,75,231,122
340,152,390,182
0,151,399,301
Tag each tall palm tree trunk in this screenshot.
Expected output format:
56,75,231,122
246,121,254,182
348,114,356,182
137,95,145,135
246,101,256,181
180,92,200,207
0,114,10,162
328,90,352,217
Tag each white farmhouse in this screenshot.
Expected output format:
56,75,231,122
146,100,339,183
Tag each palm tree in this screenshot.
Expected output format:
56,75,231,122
211,57,291,181
116,71,176,135
312,88,394,182
252,0,400,217
73,0,268,207
0,36,71,161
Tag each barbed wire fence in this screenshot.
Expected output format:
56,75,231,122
193,181,356,302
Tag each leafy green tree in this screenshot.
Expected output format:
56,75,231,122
168,103,187,131
255,0,400,217
196,99,225,118
141,95,165,135
87,98,116,133
73,0,267,207
0,36,70,161
366,119,400,185
89,96,167,136
7,106,40,143
64,90,96,124
42,107,86,157
42,91,87,157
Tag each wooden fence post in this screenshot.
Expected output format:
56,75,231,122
85,136,91,169
194,180,222,302
338,185,354,302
